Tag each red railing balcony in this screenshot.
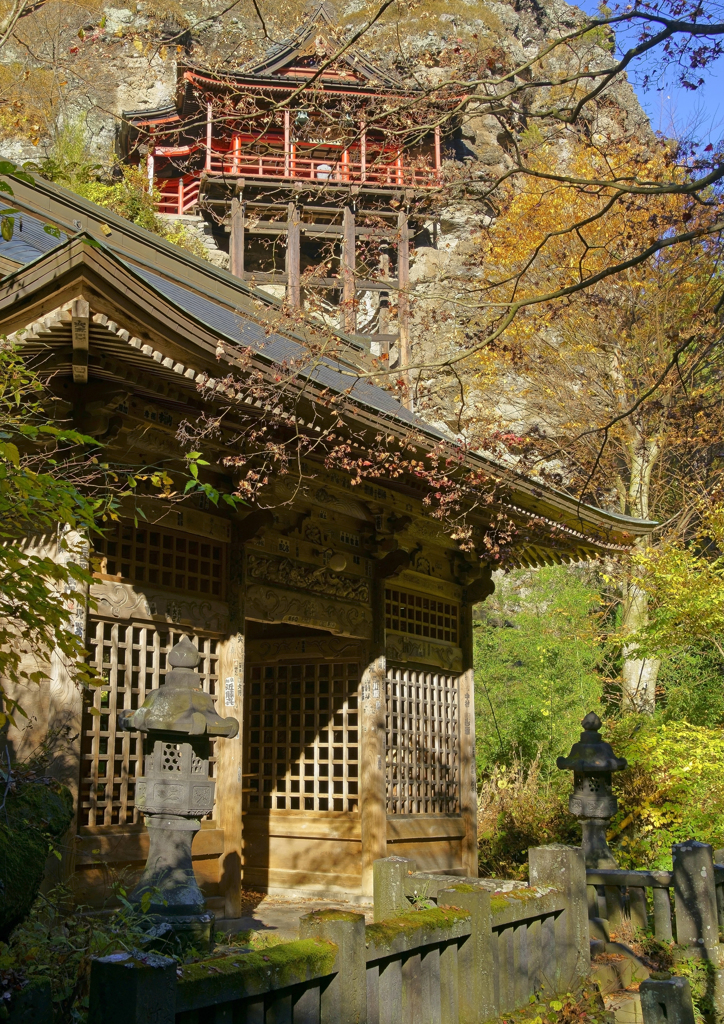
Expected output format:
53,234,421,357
207,148,437,186
149,136,440,213
156,174,200,215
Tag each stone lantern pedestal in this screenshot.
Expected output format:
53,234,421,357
119,637,239,950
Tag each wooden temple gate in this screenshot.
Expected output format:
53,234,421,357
74,499,476,910
0,171,652,920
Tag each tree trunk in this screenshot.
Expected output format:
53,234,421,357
621,576,659,713
620,437,660,713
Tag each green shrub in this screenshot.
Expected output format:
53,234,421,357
656,647,724,727
607,716,724,868
0,761,73,942
477,754,578,878
1,884,153,1023
27,120,209,261
474,564,607,779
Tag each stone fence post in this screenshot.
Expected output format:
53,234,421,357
438,887,495,1024
373,856,416,921
299,909,366,1024
671,841,724,1018
88,951,176,1024
529,845,590,987
640,977,696,1024
672,841,719,951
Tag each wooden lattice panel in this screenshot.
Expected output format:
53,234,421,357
385,588,459,644
80,621,220,827
244,660,360,813
93,523,226,599
386,668,460,814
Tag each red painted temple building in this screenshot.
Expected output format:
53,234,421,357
121,1,451,354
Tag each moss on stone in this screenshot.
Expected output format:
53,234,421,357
366,907,470,948
449,883,477,893
178,938,337,990
490,896,510,913
505,887,546,901
304,909,362,923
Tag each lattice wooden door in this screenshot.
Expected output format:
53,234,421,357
243,657,360,813
385,667,460,814
80,619,220,828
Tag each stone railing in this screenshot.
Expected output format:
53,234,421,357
88,844,590,1024
585,840,724,947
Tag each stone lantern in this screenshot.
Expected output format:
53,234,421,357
119,636,239,948
556,711,627,869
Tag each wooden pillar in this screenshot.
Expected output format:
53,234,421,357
434,124,441,172
361,125,367,182
378,248,390,354
284,109,290,177
286,202,301,308
378,293,389,348
397,210,411,407
206,100,212,172
360,577,387,896
215,537,246,919
51,525,90,884
146,152,154,195
342,205,356,334
230,196,245,279
459,600,478,877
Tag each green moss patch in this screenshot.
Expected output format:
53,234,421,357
303,909,362,924
366,907,470,948
178,938,337,989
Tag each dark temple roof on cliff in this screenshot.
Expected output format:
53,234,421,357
0,173,656,567
123,1,409,128
232,0,406,89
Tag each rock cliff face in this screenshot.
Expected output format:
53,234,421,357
0,0,649,176
0,0,652,438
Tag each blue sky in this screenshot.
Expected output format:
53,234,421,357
575,0,724,148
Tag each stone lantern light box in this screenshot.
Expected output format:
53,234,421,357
118,636,239,947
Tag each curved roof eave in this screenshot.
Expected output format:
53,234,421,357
0,179,657,555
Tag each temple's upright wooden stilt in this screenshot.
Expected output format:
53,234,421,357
342,204,356,334
286,202,301,308
377,248,391,356
378,293,390,352
397,209,411,406
230,196,245,279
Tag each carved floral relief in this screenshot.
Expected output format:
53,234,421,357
90,581,229,632
247,554,369,603
245,585,372,638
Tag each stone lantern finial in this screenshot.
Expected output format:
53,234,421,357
556,712,627,775
557,712,627,869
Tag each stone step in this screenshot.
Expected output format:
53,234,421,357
604,991,643,1024
591,917,611,942
592,956,649,995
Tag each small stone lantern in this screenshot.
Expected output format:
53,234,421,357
556,711,627,869
119,636,239,948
